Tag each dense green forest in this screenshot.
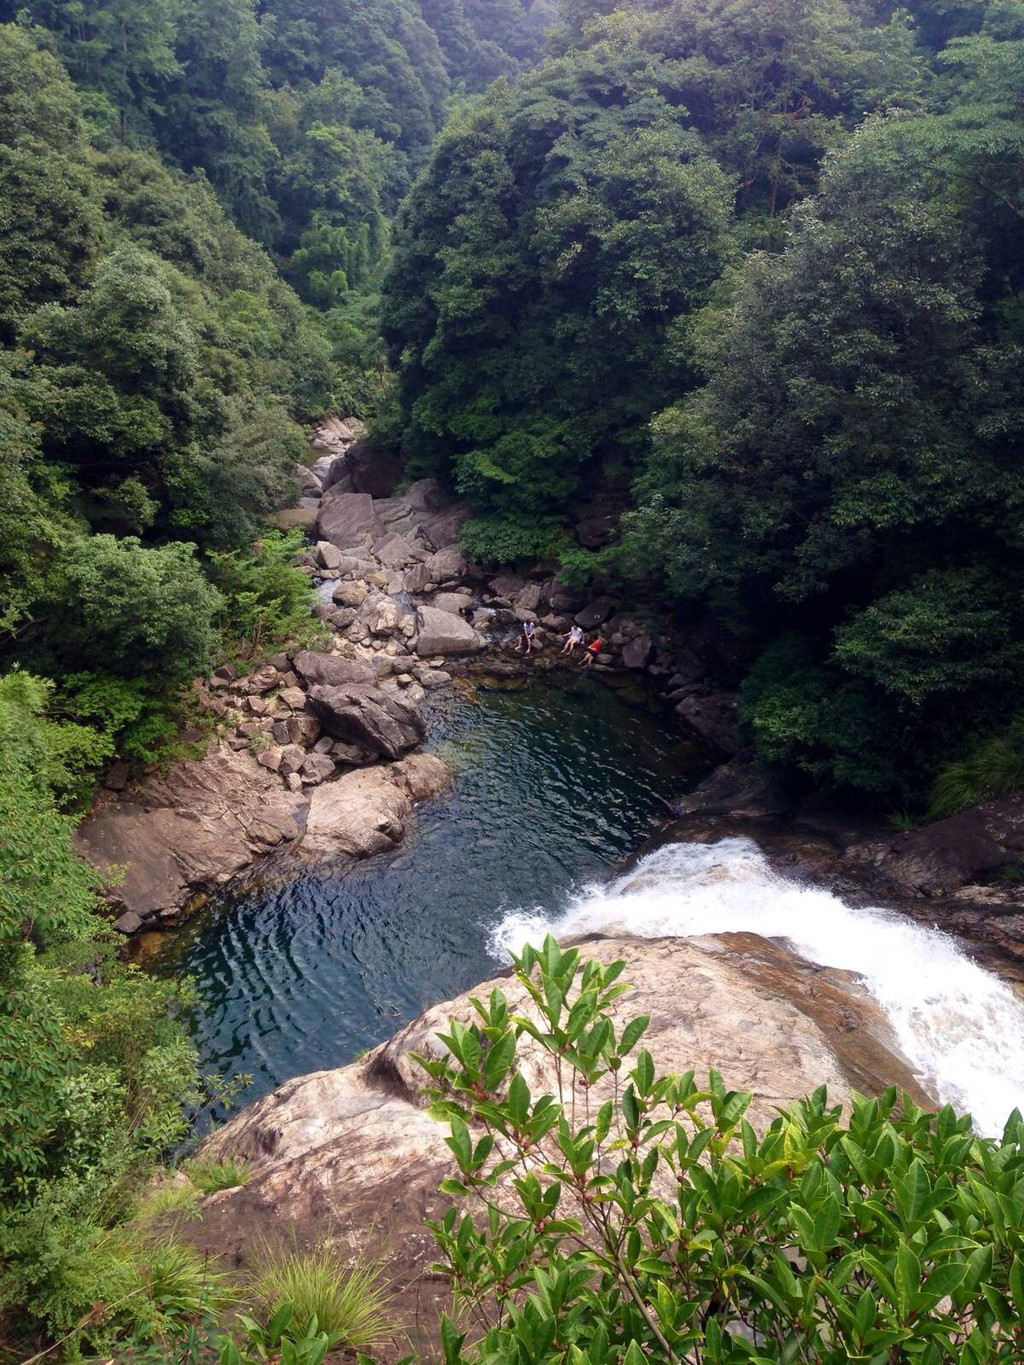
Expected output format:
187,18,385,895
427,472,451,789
382,0,1024,806
0,1,548,1353
2,0,1024,1356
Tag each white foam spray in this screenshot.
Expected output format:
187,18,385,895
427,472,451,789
488,837,1024,1136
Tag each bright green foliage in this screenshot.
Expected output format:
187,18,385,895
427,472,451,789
47,534,221,683
0,736,203,1347
207,529,316,656
218,1301,339,1365
185,1157,252,1195
422,936,1024,1365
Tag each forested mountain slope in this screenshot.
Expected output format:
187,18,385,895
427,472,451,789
382,0,1024,805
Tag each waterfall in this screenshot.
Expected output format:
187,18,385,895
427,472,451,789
489,837,1024,1137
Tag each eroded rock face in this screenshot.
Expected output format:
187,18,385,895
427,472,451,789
844,791,1024,897
75,745,306,920
192,933,931,1355
305,682,426,760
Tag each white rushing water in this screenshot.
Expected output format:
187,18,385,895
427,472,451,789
489,837,1024,1137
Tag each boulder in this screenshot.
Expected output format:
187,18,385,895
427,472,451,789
193,934,931,1356
621,634,652,670
316,492,384,551
419,504,469,551
425,545,467,583
278,744,308,778
331,580,369,608
345,439,404,499
305,682,426,760
359,595,404,637
315,541,344,572
430,592,473,617
403,478,446,513
291,651,377,688
513,582,542,614
296,752,450,859
373,533,421,570
489,574,526,600
75,746,306,923
295,466,322,496
403,562,434,594
673,750,790,819
300,753,336,785
574,596,616,629
674,690,741,757
415,605,483,657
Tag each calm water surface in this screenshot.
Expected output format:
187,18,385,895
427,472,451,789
150,678,694,1122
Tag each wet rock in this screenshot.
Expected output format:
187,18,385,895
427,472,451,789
305,682,426,760
114,910,143,934
418,668,452,688
674,690,741,757
415,605,484,657
292,651,377,688
673,750,789,819
316,491,384,551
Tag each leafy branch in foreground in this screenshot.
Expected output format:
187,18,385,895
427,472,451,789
419,935,1024,1365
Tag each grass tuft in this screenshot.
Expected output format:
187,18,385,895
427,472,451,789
185,1157,252,1195
247,1237,394,1348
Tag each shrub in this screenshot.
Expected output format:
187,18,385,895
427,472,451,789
247,1239,394,1349
420,936,1024,1365
206,530,315,657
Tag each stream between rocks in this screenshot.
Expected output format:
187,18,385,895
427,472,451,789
150,675,1024,1138
149,676,695,1124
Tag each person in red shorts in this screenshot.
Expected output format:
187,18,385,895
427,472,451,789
581,635,602,668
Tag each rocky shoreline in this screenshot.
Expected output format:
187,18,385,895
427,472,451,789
76,420,1024,964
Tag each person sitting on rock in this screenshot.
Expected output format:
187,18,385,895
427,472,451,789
561,624,584,655
515,619,537,654
582,635,602,667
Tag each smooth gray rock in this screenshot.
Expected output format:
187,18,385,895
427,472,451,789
316,491,384,551
415,605,484,657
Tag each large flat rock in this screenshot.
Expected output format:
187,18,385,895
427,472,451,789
192,934,930,1354
316,491,384,551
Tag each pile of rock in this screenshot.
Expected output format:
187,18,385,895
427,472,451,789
77,642,452,934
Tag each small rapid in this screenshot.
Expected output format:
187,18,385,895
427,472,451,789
489,837,1024,1136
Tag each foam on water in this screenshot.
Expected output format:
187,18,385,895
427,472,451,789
488,837,1024,1136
